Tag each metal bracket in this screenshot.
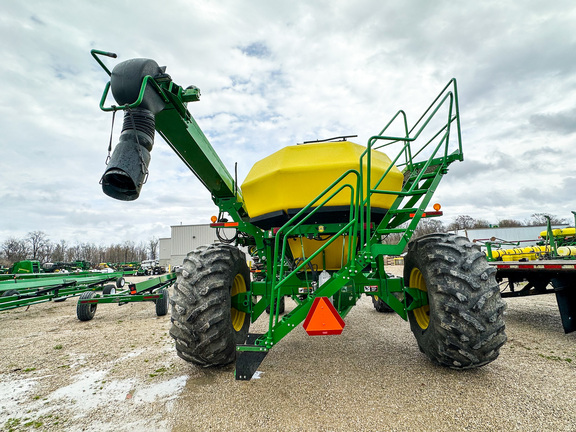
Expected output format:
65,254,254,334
404,286,428,311
235,333,268,380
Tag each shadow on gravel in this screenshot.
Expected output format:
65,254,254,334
503,299,566,334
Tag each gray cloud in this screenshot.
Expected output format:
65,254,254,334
1,0,576,246
529,108,576,135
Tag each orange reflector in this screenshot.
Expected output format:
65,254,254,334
211,215,218,223
410,211,443,218
210,222,239,228
433,203,441,211
303,297,345,336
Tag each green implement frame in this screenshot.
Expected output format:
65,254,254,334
0,272,126,311
75,273,175,321
91,50,509,381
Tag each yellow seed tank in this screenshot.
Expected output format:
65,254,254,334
241,141,404,269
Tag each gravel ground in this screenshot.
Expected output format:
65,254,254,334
0,269,575,431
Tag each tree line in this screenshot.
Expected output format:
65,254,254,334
0,231,159,268
383,213,568,245
2,213,567,267
443,213,568,231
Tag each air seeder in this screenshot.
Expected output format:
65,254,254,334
92,50,506,379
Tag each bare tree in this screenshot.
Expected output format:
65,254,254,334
148,237,159,260
526,213,567,226
26,231,51,261
78,243,99,264
497,219,524,228
472,219,491,229
413,219,446,239
381,218,448,248
0,232,156,269
51,240,68,262
1,237,29,265
447,215,476,231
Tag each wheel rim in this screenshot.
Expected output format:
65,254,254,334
230,273,246,332
410,267,430,330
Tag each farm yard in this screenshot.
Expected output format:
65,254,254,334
1,271,575,431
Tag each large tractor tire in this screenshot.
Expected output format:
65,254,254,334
372,296,394,313
169,244,251,367
404,233,507,369
265,296,286,314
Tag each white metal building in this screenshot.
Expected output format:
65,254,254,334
160,223,247,269
158,237,171,268
168,224,219,268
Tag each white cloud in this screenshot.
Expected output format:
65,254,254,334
1,0,576,248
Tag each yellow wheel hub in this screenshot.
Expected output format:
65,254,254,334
410,267,430,330
231,273,247,332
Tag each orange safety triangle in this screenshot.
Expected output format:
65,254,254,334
303,297,345,336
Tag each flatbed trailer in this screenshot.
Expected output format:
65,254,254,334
490,260,576,333
76,273,176,321
0,270,125,283
0,273,126,311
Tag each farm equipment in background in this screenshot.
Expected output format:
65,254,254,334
91,49,506,380
482,213,576,263
112,261,141,274
538,212,576,259
76,273,175,321
10,260,42,274
484,213,576,333
137,259,166,276
0,264,174,320
43,260,92,273
0,272,126,311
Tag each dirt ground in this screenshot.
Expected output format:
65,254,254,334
1,269,575,431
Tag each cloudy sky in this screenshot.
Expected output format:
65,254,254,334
1,0,575,247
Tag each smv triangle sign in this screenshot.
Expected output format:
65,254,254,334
303,297,345,336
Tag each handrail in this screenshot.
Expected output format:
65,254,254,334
268,169,361,327
263,78,463,341
360,79,462,249
368,79,462,168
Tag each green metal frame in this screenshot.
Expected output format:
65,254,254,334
93,50,463,364
0,272,125,311
77,273,176,306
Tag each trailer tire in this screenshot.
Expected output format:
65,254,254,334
77,291,98,321
265,296,286,314
155,288,169,316
170,244,251,367
404,233,507,369
116,277,125,288
372,296,394,313
102,285,116,295
2,289,19,297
